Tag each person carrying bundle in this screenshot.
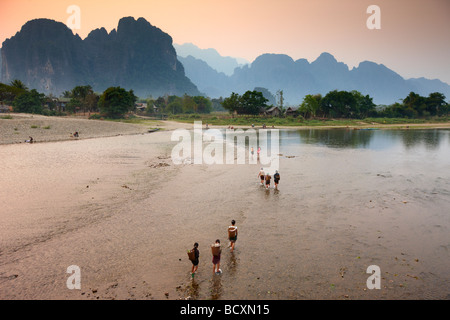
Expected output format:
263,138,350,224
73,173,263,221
265,173,271,189
211,239,222,275
228,220,238,253
187,242,199,278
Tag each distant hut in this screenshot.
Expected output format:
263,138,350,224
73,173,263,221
55,98,71,112
264,106,281,117
135,102,148,113
0,104,11,113
286,106,299,117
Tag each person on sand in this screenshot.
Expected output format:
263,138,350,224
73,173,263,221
189,243,200,278
228,220,238,253
258,168,265,185
274,170,280,189
257,147,261,160
25,136,33,144
211,239,222,275
251,147,254,159
265,173,271,189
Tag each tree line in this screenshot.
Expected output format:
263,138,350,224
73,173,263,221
0,80,223,118
221,89,449,119
377,92,448,118
143,95,220,115
298,90,448,119
1,79,448,119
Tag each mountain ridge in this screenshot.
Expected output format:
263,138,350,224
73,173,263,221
180,49,450,105
1,18,448,105
1,17,200,98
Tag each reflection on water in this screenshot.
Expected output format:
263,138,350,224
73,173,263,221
227,252,238,277
210,276,222,300
213,127,450,152
279,128,450,150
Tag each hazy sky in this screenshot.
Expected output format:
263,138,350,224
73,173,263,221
1,0,449,84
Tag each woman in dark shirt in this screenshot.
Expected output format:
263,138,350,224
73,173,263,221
191,243,199,278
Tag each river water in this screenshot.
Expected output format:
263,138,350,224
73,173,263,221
1,128,449,300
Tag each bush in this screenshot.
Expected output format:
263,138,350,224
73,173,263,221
89,114,104,120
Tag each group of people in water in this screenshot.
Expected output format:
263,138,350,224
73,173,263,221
186,141,281,279
187,220,238,278
187,166,280,278
258,168,280,189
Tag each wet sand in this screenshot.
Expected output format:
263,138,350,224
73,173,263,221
1,117,449,300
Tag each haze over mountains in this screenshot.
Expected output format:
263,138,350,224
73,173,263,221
174,43,249,76
179,50,450,105
1,17,449,106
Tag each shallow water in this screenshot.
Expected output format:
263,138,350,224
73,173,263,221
0,128,449,300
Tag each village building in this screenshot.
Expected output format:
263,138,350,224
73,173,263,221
0,104,12,113
264,106,282,117
286,106,299,117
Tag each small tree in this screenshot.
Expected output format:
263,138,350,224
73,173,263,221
240,90,268,115
13,89,45,114
98,87,137,119
299,94,322,119
222,92,241,114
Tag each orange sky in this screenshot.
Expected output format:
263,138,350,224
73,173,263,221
1,0,449,84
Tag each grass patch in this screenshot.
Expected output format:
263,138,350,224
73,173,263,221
364,117,450,125
43,125,51,129
30,125,39,129
167,113,450,128
104,115,164,127
1,115,13,119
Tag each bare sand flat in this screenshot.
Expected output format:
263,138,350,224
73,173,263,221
0,113,175,145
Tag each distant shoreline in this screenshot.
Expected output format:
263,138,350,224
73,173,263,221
169,119,450,131
1,114,449,146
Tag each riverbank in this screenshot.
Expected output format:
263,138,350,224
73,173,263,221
167,114,450,130
0,113,186,145
2,114,449,146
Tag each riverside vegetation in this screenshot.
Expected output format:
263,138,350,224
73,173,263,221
1,79,449,127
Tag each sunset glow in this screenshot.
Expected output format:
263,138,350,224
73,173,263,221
1,0,449,83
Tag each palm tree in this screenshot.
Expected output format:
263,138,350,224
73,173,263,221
10,79,28,91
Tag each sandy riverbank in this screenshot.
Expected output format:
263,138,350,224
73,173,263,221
0,114,193,145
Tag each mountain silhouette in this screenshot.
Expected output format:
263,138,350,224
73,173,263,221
1,18,448,105
1,17,199,98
